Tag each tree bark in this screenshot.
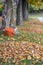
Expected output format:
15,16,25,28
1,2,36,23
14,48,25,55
9,0,14,27
2,0,14,28
22,0,28,20
16,0,23,25
0,0,8,30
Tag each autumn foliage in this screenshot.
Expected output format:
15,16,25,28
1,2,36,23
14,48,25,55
0,41,43,64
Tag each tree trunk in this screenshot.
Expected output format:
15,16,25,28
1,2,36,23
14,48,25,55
9,0,14,27
0,0,8,30
16,0,23,25
22,0,28,20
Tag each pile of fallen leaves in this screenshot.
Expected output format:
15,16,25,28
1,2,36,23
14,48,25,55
0,41,43,64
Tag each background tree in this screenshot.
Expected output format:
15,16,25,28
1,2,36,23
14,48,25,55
16,0,23,25
22,0,28,20
0,0,8,30
1,0,43,28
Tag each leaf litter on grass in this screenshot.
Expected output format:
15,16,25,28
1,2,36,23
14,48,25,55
0,19,43,64
0,41,43,64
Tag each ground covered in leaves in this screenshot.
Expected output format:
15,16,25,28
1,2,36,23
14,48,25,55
0,41,43,65
0,19,43,65
0,19,43,44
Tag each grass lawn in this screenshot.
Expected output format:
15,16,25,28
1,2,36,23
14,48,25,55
0,19,43,45
0,18,43,65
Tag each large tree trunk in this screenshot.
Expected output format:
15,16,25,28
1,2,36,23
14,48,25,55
22,0,28,20
16,0,23,25
2,0,14,28
0,0,8,30
9,0,14,27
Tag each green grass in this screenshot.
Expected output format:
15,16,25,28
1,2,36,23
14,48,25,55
0,20,43,65
0,31,43,45
0,58,43,65
0,20,43,45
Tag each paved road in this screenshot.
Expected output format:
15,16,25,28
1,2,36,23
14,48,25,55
29,13,43,22
29,13,43,18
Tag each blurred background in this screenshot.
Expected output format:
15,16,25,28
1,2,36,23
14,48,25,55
0,0,4,16
0,0,43,16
